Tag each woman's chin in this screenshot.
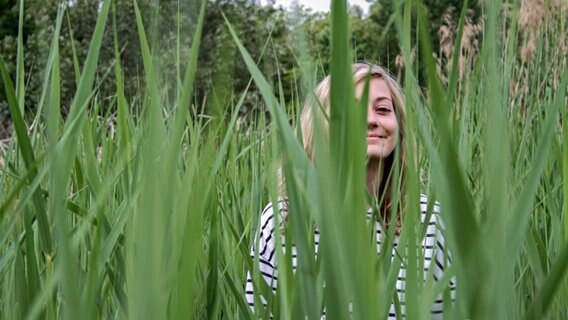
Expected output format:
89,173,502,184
366,146,394,160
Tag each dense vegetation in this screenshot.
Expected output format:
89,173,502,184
0,0,478,136
0,0,567,319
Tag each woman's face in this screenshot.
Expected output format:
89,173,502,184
355,77,398,160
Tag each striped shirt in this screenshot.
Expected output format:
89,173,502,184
245,195,456,318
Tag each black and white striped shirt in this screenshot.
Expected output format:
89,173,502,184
245,194,456,319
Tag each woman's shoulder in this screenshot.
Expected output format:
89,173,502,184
259,199,288,229
419,193,441,211
419,193,443,226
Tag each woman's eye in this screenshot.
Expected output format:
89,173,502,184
375,106,391,113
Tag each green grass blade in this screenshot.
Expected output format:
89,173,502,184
0,57,53,255
563,94,568,241
178,0,206,131
47,1,112,318
15,0,25,106
31,4,65,132
524,239,568,319
415,2,482,317
507,72,566,259
64,0,111,125
66,11,82,86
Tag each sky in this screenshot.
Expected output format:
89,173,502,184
262,0,372,14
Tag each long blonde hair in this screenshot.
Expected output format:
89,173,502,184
279,62,408,229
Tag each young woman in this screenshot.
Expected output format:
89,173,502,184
245,62,455,318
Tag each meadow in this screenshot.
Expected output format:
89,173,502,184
0,0,567,319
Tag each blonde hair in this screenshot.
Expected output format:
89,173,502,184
279,62,408,230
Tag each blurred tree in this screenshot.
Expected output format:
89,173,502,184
196,0,297,123
0,0,38,136
1,0,158,121
0,0,482,138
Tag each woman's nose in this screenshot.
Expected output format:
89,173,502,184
367,109,379,128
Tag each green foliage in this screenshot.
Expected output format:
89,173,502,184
0,0,484,135
196,0,299,122
0,0,567,319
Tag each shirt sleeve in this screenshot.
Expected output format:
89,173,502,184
245,203,282,311
431,203,457,315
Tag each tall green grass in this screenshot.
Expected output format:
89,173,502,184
0,0,567,319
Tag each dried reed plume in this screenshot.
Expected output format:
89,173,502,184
519,0,546,63
510,0,567,110
394,6,482,85
518,0,567,62
435,7,482,84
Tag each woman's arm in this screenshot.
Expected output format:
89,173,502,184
245,203,281,312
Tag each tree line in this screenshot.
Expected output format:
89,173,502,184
0,0,479,138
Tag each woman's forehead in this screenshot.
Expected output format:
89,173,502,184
355,77,392,99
